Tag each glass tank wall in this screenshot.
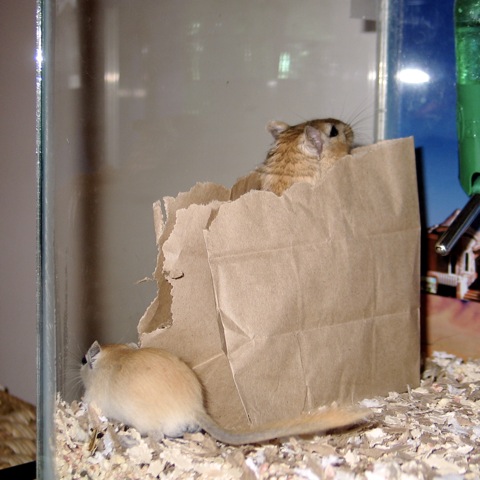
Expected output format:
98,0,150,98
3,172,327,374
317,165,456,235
38,0,381,477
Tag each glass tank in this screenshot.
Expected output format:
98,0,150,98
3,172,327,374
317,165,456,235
37,0,382,477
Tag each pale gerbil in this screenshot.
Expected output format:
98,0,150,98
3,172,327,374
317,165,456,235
257,118,354,195
81,341,369,445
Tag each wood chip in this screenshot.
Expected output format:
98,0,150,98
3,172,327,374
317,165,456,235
55,352,480,479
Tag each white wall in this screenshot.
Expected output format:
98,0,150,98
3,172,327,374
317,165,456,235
0,0,37,405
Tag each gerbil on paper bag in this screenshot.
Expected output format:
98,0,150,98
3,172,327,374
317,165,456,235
138,136,421,431
256,118,354,195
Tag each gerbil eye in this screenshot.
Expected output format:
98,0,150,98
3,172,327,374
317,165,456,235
81,355,87,365
329,125,339,138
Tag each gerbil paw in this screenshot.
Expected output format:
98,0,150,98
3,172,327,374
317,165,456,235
184,423,201,434
163,421,200,438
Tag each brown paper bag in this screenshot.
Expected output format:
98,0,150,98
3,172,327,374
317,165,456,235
138,137,421,429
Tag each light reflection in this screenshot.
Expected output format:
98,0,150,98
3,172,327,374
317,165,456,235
189,22,201,35
118,88,146,98
105,71,120,84
278,52,291,79
68,74,80,90
36,48,43,68
396,68,430,84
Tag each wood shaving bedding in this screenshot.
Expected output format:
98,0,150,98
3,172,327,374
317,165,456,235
55,352,480,479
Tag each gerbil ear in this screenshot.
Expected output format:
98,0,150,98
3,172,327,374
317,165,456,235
267,120,289,139
304,125,324,156
85,341,102,369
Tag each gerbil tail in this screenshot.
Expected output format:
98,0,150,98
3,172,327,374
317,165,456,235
199,405,371,446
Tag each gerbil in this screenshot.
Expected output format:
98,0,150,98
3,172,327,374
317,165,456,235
81,341,369,446
257,118,354,195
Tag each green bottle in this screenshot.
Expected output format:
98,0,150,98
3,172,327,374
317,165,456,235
455,0,480,194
